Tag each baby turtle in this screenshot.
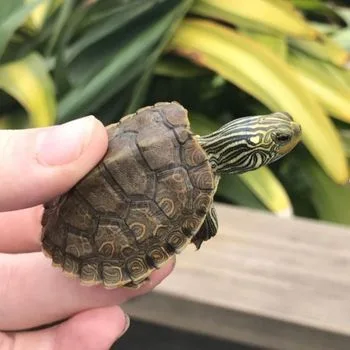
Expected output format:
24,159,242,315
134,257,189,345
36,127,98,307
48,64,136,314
41,102,301,288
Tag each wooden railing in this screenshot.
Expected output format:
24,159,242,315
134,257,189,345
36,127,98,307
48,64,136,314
124,203,350,350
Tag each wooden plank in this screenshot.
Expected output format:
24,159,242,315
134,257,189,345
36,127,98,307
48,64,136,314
124,203,350,350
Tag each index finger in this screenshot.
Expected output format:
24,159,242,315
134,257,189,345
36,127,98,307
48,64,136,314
0,252,175,330
0,206,43,253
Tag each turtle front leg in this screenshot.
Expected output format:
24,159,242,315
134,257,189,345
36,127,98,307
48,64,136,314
191,205,218,250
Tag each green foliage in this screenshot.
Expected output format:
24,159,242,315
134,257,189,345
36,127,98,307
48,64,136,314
0,0,43,59
0,52,55,127
0,0,194,125
0,0,350,225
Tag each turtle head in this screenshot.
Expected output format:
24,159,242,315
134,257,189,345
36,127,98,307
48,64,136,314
198,112,302,175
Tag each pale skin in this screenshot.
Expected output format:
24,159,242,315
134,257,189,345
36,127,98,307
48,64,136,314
0,116,175,350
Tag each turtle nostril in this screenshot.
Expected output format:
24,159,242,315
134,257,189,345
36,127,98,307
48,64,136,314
292,123,302,136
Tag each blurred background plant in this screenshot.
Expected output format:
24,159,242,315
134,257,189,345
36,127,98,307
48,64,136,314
0,0,349,225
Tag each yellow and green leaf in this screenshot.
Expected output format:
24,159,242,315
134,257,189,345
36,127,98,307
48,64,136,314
0,0,43,59
289,52,350,123
191,0,318,38
24,0,62,32
0,53,56,127
170,19,349,184
239,167,292,216
290,34,350,68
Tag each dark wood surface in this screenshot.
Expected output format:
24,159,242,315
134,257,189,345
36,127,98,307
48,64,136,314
115,319,259,350
124,203,350,350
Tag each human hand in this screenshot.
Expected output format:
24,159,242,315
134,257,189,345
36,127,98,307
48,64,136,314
0,116,175,350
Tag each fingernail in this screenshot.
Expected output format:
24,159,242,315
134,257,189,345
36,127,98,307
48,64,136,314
36,116,96,166
120,313,130,337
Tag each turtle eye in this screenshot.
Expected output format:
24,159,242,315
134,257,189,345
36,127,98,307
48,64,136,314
275,132,292,144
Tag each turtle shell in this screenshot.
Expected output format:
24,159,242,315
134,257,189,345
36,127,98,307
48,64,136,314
41,102,215,288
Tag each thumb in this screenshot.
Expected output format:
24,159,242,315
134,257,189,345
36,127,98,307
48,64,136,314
0,116,108,212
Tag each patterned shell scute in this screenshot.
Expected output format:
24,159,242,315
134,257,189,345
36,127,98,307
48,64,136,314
76,166,130,218
155,167,193,219
41,102,215,288
104,133,156,197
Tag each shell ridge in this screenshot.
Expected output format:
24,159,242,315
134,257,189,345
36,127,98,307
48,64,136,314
100,162,129,199
135,136,155,173
73,188,98,215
